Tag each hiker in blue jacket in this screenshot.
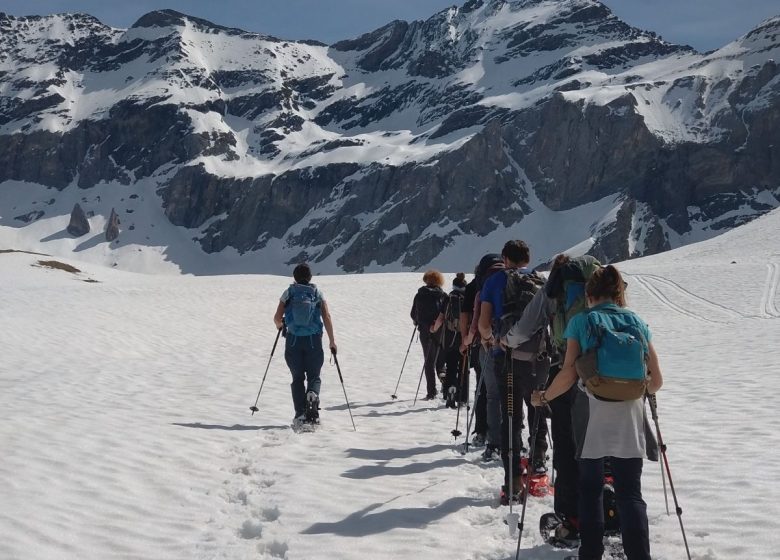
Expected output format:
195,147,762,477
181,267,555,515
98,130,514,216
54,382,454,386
273,263,337,424
532,265,663,560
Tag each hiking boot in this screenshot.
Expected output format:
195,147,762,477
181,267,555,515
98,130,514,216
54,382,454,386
500,478,523,505
305,391,320,421
445,387,457,408
532,453,548,474
423,393,437,401
471,433,486,447
481,444,499,462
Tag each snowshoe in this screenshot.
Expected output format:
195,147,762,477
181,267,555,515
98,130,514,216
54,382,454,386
520,457,553,498
540,513,579,549
291,414,318,433
481,444,499,462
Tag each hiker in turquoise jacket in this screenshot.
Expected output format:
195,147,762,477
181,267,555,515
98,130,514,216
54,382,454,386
532,265,663,560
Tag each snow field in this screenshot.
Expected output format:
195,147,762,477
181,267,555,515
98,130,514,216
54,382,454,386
3,208,780,559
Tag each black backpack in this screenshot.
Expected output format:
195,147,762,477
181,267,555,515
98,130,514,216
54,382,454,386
499,269,547,360
414,286,444,327
443,290,463,345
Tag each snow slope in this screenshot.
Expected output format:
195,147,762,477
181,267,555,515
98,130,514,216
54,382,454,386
2,208,780,559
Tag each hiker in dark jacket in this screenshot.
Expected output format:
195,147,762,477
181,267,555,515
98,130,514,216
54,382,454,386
460,266,487,444
506,253,601,545
466,254,505,459
431,272,467,408
410,270,447,400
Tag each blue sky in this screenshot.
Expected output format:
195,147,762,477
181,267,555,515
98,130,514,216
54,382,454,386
3,0,778,52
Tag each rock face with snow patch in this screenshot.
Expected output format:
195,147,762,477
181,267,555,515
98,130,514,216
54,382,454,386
67,203,90,237
105,209,120,242
0,3,779,272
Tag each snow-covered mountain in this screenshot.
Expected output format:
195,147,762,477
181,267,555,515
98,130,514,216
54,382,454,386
1,0,778,274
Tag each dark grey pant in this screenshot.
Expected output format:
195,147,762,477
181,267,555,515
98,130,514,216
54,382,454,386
578,457,650,560
285,334,324,417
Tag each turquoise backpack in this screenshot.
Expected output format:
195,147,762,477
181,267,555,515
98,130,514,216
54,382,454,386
284,284,323,336
575,305,649,401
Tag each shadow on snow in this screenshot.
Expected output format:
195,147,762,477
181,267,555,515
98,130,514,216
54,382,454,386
301,496,487,537
341,458,462,479
344,444,452,461
171,422,289,431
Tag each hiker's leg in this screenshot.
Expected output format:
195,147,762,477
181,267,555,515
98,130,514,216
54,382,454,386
577,457,606,560
285,337,306,417
611,457,650,560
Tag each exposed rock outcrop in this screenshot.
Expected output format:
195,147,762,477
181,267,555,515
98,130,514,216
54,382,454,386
66,203,90,237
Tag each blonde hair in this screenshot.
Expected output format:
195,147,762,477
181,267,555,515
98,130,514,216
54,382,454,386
422,269,444,288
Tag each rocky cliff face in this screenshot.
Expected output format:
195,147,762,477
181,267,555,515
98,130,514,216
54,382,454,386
0,2,778,273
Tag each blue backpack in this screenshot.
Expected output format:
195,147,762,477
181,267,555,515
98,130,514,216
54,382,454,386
575,306,649,401
284,284,323,337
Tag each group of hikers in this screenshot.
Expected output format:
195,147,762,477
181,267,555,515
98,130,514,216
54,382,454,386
269,240,669,560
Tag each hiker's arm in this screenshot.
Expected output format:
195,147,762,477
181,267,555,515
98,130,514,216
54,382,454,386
430,312,444,333
468,293,482,342
532,338,579,405
321,300,337,352
503,290,549,348
478,300,494,342
273,301,285,330
410,296,417,325
646,342,663,394
459,311,471,349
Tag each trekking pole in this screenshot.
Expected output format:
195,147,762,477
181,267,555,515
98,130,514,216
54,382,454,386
249,326,283,415
505,354,520,536
515,383,550,559
391,327,417,400
648,393,691,560
464,348,489,453
331,348,357,432
451,350,470,438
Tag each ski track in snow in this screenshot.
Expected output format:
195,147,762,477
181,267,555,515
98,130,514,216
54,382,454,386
629,273,746,321
759,262,780,318
628,274,726,324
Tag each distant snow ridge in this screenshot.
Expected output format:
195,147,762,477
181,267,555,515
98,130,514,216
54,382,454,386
0,0,778,274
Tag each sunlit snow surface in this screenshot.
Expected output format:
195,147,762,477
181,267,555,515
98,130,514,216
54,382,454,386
3,208,780,559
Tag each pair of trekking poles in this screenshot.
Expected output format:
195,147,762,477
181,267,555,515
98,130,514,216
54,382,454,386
248,326,357,431
390,320,461,405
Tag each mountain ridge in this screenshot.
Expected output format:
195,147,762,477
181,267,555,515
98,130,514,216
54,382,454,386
0,0,778,274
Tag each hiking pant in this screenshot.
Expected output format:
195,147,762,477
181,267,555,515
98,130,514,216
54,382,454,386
471,344,487,436
549,365,580,522
418,328,442,397
481,346,502,447
498,355,549,486
443,337,463,400
285,333,324,417
578,457,650,560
